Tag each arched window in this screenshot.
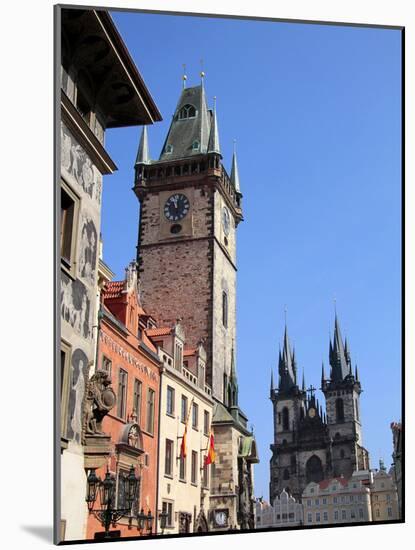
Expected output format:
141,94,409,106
222,291,228,328
306,455,324,484
192,140,200,150
283,468,290,480
340,449,345,459
282,407,289,431
335,398,345,422
178,104,197,119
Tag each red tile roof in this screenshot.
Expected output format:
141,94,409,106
184,348,197,357
103,280,124,299
146,327,172,337
318,477,349,490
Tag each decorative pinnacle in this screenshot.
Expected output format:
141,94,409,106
182,63,187,89
200,59,205,83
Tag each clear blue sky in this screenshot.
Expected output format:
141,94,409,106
101,10,402,500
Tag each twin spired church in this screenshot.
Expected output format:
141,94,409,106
270,318,370,503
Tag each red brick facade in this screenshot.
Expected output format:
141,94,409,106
86,270,161,539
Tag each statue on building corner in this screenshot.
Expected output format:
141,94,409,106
84,370,116,438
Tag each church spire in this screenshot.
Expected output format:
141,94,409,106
228,343,238,407
135,126,150,166
230,141,241,193
321,362,326,388
329,314,349,382
278,325,296,393
270,368,275,397
207,96,221,155
159,83,211,161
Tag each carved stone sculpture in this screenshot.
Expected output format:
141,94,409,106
84,370,116,436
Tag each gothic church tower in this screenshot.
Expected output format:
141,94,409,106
133,80,242,404
321,315,369,476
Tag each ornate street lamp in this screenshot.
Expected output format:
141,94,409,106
137,508,146,533
136,508,154,534
146,509,154,534
158,509,168,534
86,470,100,512
86,465,141,539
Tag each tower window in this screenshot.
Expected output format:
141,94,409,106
306,455,324,484
335,398,345,422
282,407,289,431
192,140,200,150
222,291,228,328
178,104,197,119
165,144,173,154
283,469,290,480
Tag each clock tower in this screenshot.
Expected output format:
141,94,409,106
133,81,242,404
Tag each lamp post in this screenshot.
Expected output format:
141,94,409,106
158,509,168,534
137,508,154,534
87,464,148,539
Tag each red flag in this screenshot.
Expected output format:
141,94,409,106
204,431,215,465
180,423,188,459
180,398,193,459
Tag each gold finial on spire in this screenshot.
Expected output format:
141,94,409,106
182,63,187,89
200,58,205,83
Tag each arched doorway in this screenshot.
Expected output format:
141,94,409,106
306,455,324,483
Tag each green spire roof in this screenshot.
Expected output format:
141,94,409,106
159,84,213,160
207,98,221,155
230,149,241,193
135,125,150,165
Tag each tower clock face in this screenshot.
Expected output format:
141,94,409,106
164,193,190,221
214,510,228,527
222,206,231,236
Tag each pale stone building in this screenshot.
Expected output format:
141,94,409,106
370,460,399,521
302,476,372,526
57,7,161,542
255,490,303,529
148,322,214,534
